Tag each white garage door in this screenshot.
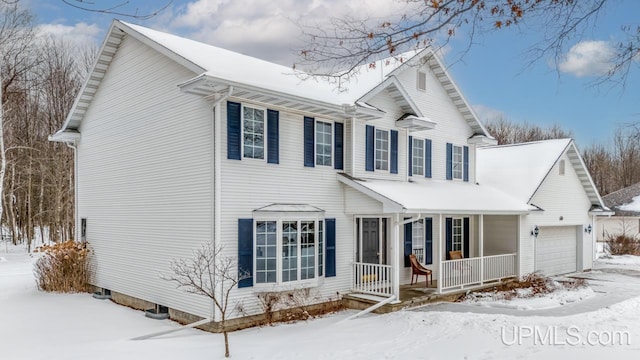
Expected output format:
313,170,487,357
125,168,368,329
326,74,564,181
535,226,577,276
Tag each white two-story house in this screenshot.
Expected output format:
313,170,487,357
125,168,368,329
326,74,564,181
50,20,609,329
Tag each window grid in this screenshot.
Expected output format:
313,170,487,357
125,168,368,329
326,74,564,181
375,129,389,171
412,138,424,176
452,145,463,180
452,218,463,253
300,221,316,280
255,221,277,284
412,219,424,263
315,121,332,166
243,106,265,159
281,221,298,282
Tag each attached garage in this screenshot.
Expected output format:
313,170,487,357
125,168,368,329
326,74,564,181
534,226,577,276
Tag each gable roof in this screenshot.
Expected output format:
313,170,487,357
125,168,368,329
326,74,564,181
602,182,640,216
52,20,491,139
477,139,607,209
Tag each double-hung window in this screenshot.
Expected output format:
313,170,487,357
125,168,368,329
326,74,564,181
412,138,424,176
255,217,325,286
452,218,463,253
315,121,332,166
452,145,463,180
375,129,389,171
243,106,265,159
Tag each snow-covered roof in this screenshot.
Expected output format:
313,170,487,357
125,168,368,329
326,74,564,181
337,174,532,214
52,20,491,139
477,139,607,209
602,182,640,216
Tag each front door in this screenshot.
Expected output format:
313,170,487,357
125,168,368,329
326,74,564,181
362,218,380,264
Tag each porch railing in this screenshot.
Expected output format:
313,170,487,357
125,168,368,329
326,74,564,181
483,253,517,282
441,253,516,290
352,262,393,297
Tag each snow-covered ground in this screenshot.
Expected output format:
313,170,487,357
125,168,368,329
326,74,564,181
3,246,640,359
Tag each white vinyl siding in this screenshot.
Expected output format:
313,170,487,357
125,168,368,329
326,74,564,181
375,129,389,171
412,138,424,176
76,35,212,317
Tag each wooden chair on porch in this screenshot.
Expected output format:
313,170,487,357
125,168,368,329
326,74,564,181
409,254,432,287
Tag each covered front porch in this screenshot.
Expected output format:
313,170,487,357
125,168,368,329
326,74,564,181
337,174,531,302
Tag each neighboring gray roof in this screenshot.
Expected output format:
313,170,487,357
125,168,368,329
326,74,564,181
603,182,640,216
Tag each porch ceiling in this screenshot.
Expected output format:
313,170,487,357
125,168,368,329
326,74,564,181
337,174,532,214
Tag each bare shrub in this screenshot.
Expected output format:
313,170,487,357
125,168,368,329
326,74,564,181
606,234,640,255
33,240,91,292
282,288,319,321
459,273,588,302
257,292,283,325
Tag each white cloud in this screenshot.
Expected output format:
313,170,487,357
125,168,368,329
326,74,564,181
473,104,507,123
159,0,424,66
558,40,615,77
36,22,101,49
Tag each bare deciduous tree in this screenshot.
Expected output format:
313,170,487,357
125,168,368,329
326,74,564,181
483,117,572,145
165,244,249,358
297,0,637,87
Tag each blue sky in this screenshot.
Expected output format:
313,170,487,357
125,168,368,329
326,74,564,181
27,0,639,147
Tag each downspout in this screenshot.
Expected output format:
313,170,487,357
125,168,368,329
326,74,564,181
65,141,78,241
211,86,233,322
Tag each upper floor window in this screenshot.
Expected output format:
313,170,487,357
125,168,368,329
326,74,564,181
452,145,463,180
559,159,565,176
375,129,389,171
243,106,265,159
315,121,332,166
412,138,424,176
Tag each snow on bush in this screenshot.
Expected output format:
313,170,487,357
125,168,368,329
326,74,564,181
33,241,91,293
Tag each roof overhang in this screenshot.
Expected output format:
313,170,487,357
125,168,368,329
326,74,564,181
178,74,385,120
396,114,436,132
253,203,325,218
48,129,80,143
468,134,497,146
337,173,532,215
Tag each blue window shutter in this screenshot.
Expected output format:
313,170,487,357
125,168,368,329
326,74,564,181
463,145,469,182
334,122,344,170
390,130,398,174
408,136,413,177
425,218,433,265
404,220,412,267
325,218,336,277
304,117,315,167
463,217,470,258
365,125,375,171
267,109,279,164
425,139,432,178
446,143,453,180
227,102,241,160
445,217,452,260
238,219,253,288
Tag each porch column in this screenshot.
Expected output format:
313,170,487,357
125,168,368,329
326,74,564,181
479,214,484,285
392,213,401,302
438,214,443,294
